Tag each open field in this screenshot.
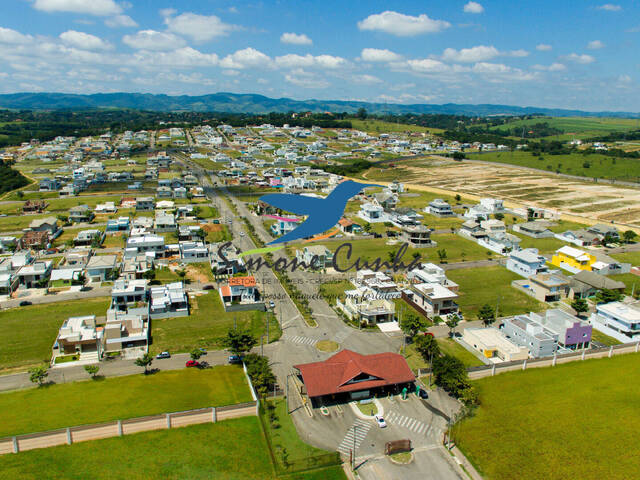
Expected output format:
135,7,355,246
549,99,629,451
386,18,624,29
466,150,640,182
485,116,640,140
350,119,444,134
0,298,111,372
0,366,251,437
610,250,640,266
447,265,547,319
457,353,640,480
150,291,280,354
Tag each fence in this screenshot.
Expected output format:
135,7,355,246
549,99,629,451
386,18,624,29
0,401,258,455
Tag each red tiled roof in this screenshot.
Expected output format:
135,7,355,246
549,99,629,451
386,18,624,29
338,218,353,227
219,285,231,297
294,350,415,398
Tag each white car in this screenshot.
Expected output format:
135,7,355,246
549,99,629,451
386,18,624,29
374,414,387,428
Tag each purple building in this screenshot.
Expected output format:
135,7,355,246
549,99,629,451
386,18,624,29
530,309,592,349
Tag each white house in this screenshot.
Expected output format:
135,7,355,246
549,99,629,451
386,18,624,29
357,203,386,223
589,302,640,343
506,248,549,277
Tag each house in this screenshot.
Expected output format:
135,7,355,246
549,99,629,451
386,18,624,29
529,309,591,349
358,203,386,223
154,212,176,232
568,270,626,299
149,282,189,319
125,235,165,258
353,270,400,298
404,283,459,318
69,205,94,223
479,198,505,213
464,204,491,221
587,224,619,241
512,272,570,302
427,199,454,217
54,315,101,357
400,225,435,247
179,241,209,261
479,232,521,254
109,279,148,315
589,251,630,276
270,219,298,237
210,243,245,275
95,202,117,214
407,263,459,291
506,248,549,277
49,268,83,287
16,260,52,288
589,301,640,342
294,350,415,406
29,217,59,236
337,294,396,325
105,217,130,232
74,229,103,246
22,200,48,214
121,254,154,280
0,272,19,295
551,246,596,273
156,186,173,198
337,218,362,235
373,192,397,210
463,328,529,362
219,276,263,310
513,221,554,238
480,219,506,235
18,230,50,250
38,178,60,191
63,248,92,269
554,229,600,247
178,225,203,242
295,245,333,269
135,197,155,211
501,315,558,358
459,220,487,239
86,255,118,282
102,313,149,355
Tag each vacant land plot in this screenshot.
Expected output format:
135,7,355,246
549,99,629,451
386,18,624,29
457,353,640,480
447,265,547,319
0,297,111,372
436,338,484,367
610,250,640,266
150,291,280,354
512,232,568,253
0,366,251,437
485,116,639,139
350,119,444,134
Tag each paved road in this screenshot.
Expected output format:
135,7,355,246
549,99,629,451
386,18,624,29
0,286,112,309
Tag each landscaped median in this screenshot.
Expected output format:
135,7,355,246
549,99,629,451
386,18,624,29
0,366,251,438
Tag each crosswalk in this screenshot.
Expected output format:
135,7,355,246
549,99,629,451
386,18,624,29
386,411,442,438
337,419,372,455
288,335,317,346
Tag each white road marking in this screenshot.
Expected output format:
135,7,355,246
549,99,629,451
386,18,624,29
337,419,372,455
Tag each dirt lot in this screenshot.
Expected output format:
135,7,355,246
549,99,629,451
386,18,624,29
363,157,640,229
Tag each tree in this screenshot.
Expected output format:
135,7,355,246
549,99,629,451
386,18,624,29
84,364,100,378
527,208,535,222
596,289,623,304
437,249,447,263
432,354,469,397
243,354,276,398
414,333,440,362
356,107,368,120
623,230,637,244
494,212,504,221
455,194,461,203
478,303,496,327
134,353,153,374
221,328,257,356
445,315,460,338
190,348,204,361
602,232,617,246
452,151,465,161
400,311,426,338
142,269,156,281
363,222,372,233
28,365,48,386
571,298,589,317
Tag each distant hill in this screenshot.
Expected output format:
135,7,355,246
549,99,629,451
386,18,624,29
0,92,637,118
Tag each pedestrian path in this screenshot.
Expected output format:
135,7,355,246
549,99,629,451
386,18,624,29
288,335,317,346
386,411,442,439
337,418,372,455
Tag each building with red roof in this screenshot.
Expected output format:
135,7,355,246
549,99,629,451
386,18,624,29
294,349,415,406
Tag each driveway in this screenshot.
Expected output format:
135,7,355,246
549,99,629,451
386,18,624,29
357,446,465,480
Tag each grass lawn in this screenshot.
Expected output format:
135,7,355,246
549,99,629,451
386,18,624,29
610,250,640,266
318,280,353,303
436,338,484,367
447,266,547,319
150,291,280,354
0,416,347,480
457,353,640,480
0,366,251,437
102,233,126,249
590,328,622,346
511,232,568,253
155,266,181,283
0,297,111,372
547,220,589,233
606,272,640,297
350,119,444,134
403,343,429,371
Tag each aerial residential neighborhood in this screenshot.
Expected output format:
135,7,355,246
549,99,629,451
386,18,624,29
0,2,639,480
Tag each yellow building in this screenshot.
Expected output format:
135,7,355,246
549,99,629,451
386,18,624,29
551,246,596,272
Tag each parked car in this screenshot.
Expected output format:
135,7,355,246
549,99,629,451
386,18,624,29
203,284,215,290
418,389,429,399
374,414,387,428
239,232,245,236
185,360,200,367
156,351,171,359
19,301,32,306
269,301,275,309
228,355,242,364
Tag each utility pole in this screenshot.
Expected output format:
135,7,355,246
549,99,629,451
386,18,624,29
266,310,270,343
429,350,433,387
352,424,357,470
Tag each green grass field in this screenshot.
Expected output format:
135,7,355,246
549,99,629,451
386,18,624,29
0,416,346,480
150,291,280,354
0,366,251,437
436,338,484,367
457,353,640,480
466,151,640,182
485,116,640,140
610,250,640,266
447,265,547,319
350,119,444,134
511,232,568,253
0,298,111,372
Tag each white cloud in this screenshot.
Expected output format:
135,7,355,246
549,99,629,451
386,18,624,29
164,12,239,42
133,47,219,67
220,48,272,69
350,74,382,85
596,4,621,11
105,15,138,28
0,27,33,45
472,62,536,81
360,48,402,62
406,58,454,73
536,44,552,51
33,0,122,16
122,30,186,51
280,32,312,45
60,30,111,50
508,49,529,57
532,63,567,72
587,40,605,50
618,74,632,83
442,45,499,63
463,2,484,14
357,11,451,36
274,54,347,69
285,69,329,88
565,53,595,64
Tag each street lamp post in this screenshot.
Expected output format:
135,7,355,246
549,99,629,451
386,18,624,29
352,424,357,470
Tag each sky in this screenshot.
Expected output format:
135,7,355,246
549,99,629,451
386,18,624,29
0,0,637,111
